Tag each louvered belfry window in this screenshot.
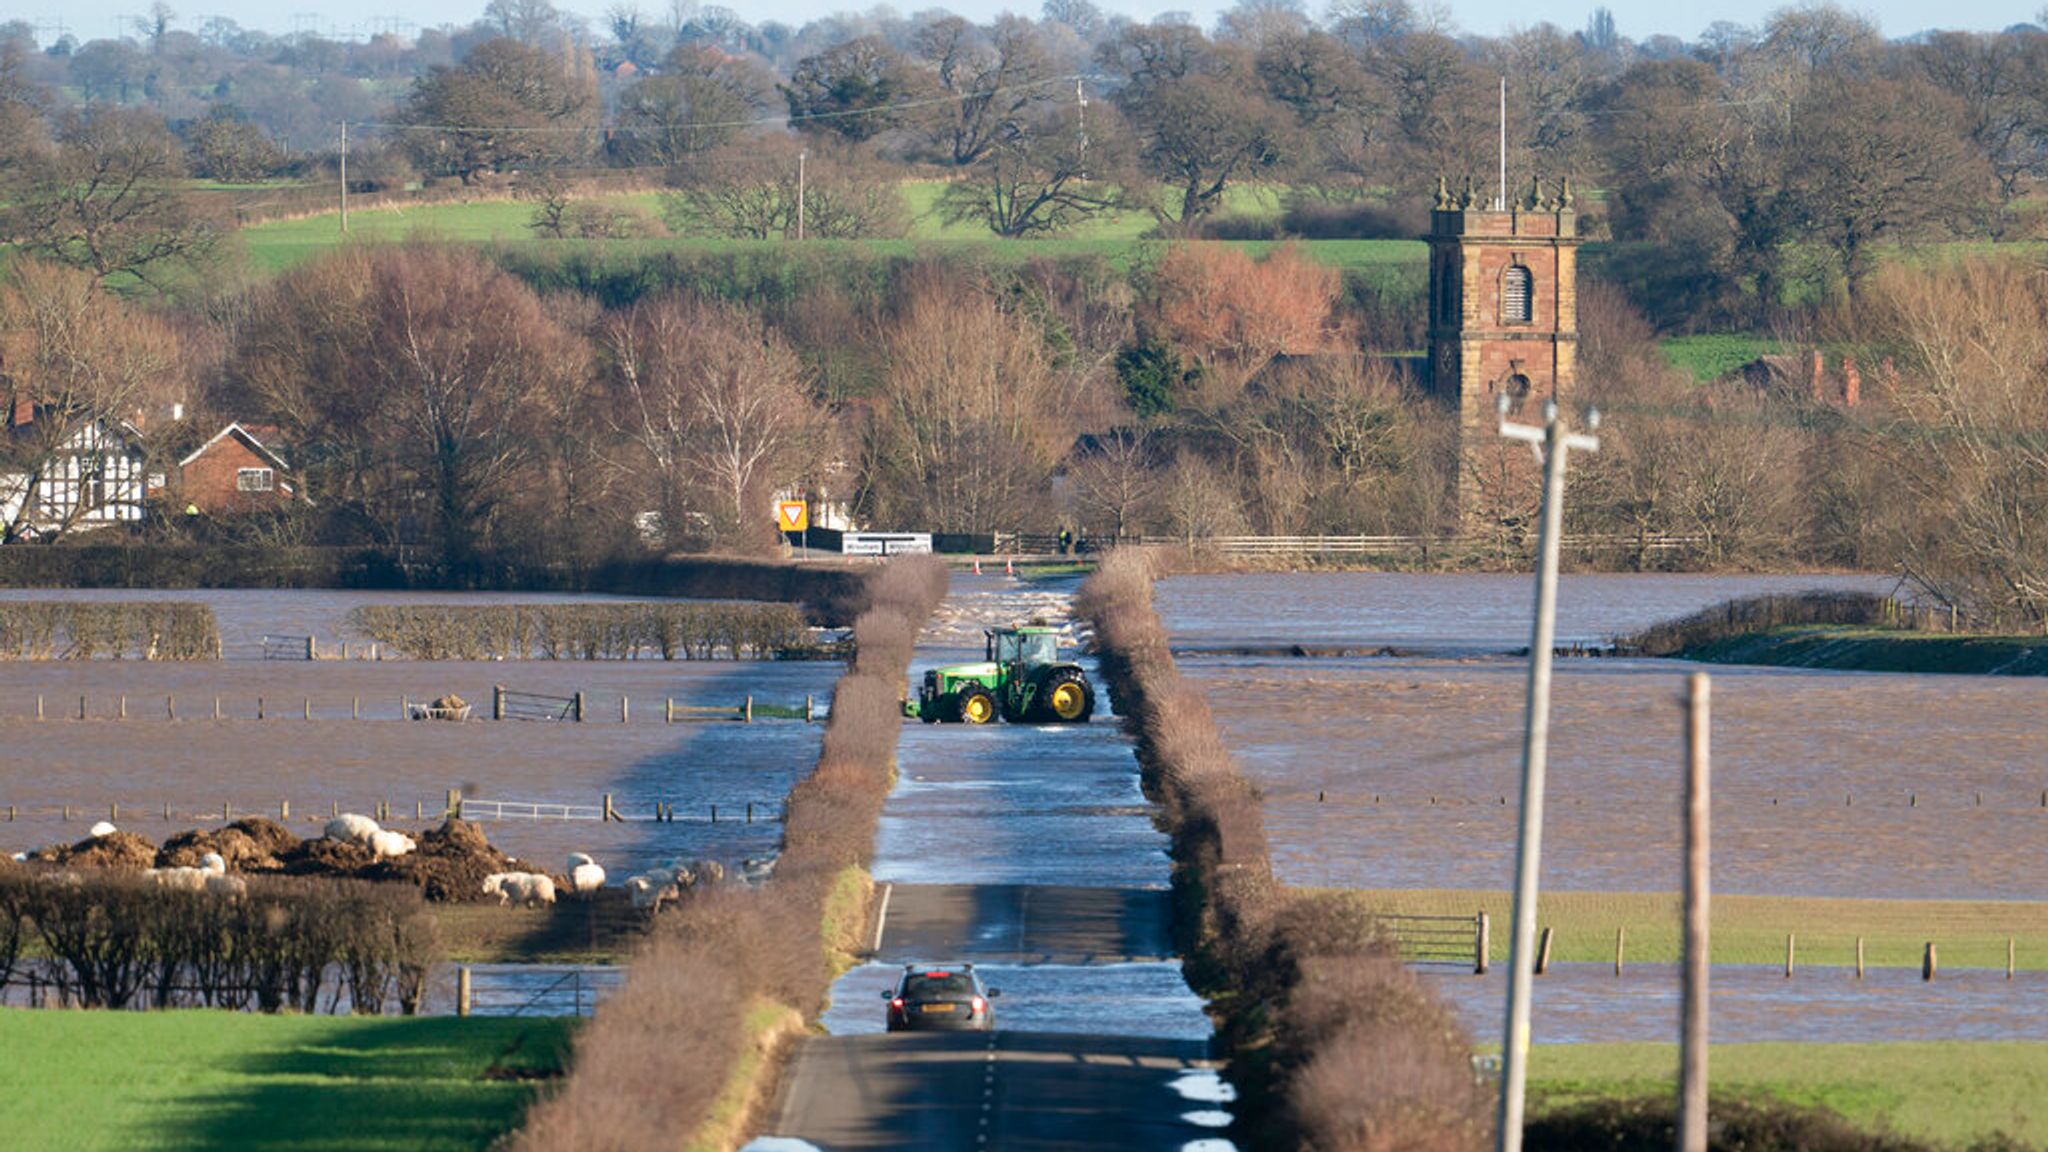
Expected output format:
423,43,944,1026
1502,264,1533,324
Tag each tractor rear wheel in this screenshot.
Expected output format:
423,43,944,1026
956,685,997,725
1039,670,1094,723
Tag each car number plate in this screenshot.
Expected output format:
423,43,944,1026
920,1003,956,1014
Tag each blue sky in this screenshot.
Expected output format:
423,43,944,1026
12,0,2036,46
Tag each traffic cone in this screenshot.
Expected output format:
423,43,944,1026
1005,557,1015,577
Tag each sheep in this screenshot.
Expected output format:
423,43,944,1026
482,871,557,908
323,813,381,845
367,830,416,859
690,858,726,887
565,853,605,895
625,870,680,913
740,855,778,885
203,873,248,898
147,866,210,892
199,852,226,875
89,821,118,839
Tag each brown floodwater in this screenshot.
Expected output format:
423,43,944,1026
0,590,844,879
1156,571,1893,652
1181,655,2048,900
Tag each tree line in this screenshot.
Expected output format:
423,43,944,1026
1,2,2044,323
6,237,2045,626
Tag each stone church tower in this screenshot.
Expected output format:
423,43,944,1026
1426,176,1581,522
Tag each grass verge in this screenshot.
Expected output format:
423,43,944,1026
1527,1042,2048,1146
1313,889,2048,972
0,1011,570,1152
683,999,806,1152
1686,627,2048,676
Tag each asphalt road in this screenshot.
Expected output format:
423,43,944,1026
754,581,1232,1152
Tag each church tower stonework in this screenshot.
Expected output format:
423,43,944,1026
1426,176,1580,522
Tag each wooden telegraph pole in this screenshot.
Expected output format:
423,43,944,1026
1678,672,1712,1152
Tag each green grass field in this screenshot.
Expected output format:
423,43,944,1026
1660,333,1784,382
1312,888,2048,971
1527,1042,2048,1145
233,183,1425,278
0,1011,572,1152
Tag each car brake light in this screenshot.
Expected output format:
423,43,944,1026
972,996,987,1014
923,971,950,978
890,998,904,1010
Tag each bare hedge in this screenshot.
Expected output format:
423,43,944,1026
347,602,814,660
0,865,439,1013
0,601,219,660
1077,548,1489,1152
512,555,947,1152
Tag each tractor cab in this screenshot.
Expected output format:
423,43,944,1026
989,627,1059,667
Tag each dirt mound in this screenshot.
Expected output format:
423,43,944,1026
156,825,286,872
31,830,158,871
277,836,377,875
225,817,297,858
366,819,561,902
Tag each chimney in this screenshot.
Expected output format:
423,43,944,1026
8,391,30,429
1841,356,1860,408
1808,351,1826,404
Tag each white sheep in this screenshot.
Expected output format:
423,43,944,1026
625,871,679,913
89,821,117,839
691,858,726,887
367,830,416,859
566,853,605,895
482,871,557,908
740,855,777,885
323,813,381,845
204,873,248,898
147,867,210,892
199,852,226,875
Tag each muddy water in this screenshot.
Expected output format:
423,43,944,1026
0,622,842,880
1425,963,2048,1044
1180,655,2048,900
1157,572,1893,651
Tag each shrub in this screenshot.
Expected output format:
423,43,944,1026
512,555,946,1152
0,601,218,660
345,602,813,660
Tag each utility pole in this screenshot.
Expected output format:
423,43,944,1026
796,149,806,241
1493,395,1600,1152
338,121,349,234
1679,671,1712,1152
1077,77,1089,180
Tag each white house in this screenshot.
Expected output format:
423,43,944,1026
0,417,149,541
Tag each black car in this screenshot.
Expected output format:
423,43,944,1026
883,964,1000,1032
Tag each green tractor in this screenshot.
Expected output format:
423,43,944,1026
903,625,1096,725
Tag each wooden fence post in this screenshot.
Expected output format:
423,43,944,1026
666,698,674,724
1785,933,1796,978
493,685,505,722
281,800,289,821
257,697,265,721
621,696,629,724
1856,936,1865,979
446,789,460,819
1535,926,1554,975
2009,937,2017,981
78,695,86,720
166,696,175,721
806,694,815,723
214,696,221,721
352,697,360,720
1922,942,1938,981
307,637,317,660
744,695,754,723
457,967,472,1017
222,801,231,821
1614,926,1626,977
573,692,585,723
602,793,618,822
1475,911,1490,975
303,698,311,720
35,695,42,721
118,695,126,720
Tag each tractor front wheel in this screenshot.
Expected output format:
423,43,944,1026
1039,671,1094,723
956,685,997,725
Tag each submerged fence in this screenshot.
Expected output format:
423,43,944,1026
0,689,825,725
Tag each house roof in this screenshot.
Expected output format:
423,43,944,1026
178,423,291,472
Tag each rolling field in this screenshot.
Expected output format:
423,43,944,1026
1528,1042,2048,1145
1318,888,2048,972
0,1012,571,1152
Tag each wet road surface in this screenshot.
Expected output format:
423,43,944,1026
758,576,1231,1152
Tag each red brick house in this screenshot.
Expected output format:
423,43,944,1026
166,423,301,514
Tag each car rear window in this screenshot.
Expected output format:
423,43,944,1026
903,973,976,997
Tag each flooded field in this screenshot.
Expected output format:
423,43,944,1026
1156,571,1892,651
0,593,842,879
1180,655,2048,900
1426,963,2048,1044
